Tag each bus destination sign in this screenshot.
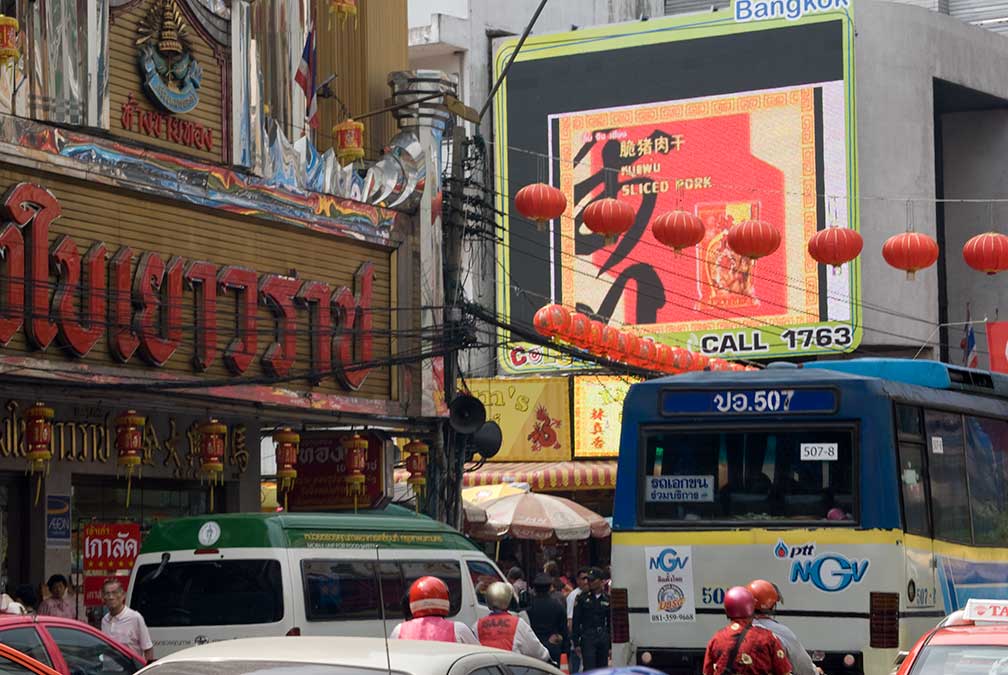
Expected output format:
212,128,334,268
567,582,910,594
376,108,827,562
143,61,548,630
660,388,837,416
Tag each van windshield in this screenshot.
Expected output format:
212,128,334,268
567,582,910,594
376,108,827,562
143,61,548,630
132,559,284,626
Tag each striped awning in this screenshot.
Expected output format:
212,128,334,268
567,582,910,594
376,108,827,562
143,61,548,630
396,461,616,492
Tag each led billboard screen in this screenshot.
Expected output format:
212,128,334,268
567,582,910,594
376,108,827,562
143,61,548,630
494,12,858,373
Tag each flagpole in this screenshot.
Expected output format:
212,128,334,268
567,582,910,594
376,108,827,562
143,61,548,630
912,317,988,361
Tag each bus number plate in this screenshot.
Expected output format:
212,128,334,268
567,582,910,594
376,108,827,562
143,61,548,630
661,388,837,415
800,443,838,461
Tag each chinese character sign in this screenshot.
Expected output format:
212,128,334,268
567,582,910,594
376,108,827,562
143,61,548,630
573,376,637,458
83,523,141,572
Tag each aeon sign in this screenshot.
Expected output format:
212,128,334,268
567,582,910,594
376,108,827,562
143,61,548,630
774,540,870,593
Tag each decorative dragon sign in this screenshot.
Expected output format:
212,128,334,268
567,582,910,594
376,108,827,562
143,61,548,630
136,0,203,114
527,405,562,453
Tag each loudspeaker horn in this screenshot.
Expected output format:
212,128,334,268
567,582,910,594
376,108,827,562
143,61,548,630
470,420,502,461
448,394,486,434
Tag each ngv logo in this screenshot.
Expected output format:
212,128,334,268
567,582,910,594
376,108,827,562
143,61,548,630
790,554,870,592
648,548,690,572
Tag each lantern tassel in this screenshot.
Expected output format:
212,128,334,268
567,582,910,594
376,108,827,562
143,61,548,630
33,472,42,506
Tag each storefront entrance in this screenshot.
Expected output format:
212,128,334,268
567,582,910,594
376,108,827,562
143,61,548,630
0,474,28,597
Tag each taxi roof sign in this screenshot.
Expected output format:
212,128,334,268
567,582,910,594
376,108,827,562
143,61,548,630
963,599,1008,623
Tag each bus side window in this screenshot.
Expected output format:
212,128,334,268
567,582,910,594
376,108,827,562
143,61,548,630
924,410,972,544
964,416,1008,546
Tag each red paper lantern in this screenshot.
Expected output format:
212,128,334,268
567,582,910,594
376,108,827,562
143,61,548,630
329,0,357,24
623,332,641,366
807,227,864,269
674,348,695,372
200,419,227,512
693,353,710,370
0,16,18,69
533,304,571,338
727,219,781,260
652,210,706,252
273,428,299,510
655,343,675,372
582,198,636,246
638,339,658,369
614,331,632,363
333,118,365,164
115,410,145,508
882,231,939,280
567,312,592,348
963,232,1008,275
342,434,368,510
587,320,605,353
599,325,621,361
404,439,428,510
25,402,53,506
515,183,567,231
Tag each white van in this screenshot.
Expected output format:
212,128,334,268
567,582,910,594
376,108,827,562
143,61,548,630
127,507,509,658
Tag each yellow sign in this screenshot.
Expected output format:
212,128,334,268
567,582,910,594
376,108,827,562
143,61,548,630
573,376,639,458
466,378,570,462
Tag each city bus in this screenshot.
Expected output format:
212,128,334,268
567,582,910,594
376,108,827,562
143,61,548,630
609,359,1008,675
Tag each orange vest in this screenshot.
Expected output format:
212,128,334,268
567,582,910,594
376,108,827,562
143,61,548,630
477,611,520,651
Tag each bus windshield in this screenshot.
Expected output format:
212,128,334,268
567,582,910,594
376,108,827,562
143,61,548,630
641,425,855,523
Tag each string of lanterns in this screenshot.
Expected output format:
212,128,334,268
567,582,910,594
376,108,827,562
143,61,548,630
274,427,300,511
404,439,429,511
342,433,368,512
514,186,1008,277
533,303,752,374
25,402,53,506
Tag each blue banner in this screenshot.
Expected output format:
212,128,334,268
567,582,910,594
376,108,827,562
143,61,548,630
46,495,71,548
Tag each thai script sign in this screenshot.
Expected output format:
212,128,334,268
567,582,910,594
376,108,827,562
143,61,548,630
645,546,696,623
84,523,141,572
121,94,213,151
286,432,385,511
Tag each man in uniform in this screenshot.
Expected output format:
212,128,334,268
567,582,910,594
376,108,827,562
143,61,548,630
390,576,478,644
526,572,568,665
474,582,550,661
571,567,610,670
703,586,792,675
748,579,818,675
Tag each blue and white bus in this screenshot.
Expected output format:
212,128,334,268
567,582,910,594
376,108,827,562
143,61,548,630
610,359,1008,675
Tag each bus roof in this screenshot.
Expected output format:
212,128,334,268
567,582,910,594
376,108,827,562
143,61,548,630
140,504,481,553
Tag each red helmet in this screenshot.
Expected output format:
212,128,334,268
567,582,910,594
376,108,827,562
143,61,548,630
409,576,450,618
748,579,779,612
724,586,755,620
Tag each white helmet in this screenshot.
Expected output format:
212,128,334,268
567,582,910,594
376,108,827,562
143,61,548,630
485,581,513,611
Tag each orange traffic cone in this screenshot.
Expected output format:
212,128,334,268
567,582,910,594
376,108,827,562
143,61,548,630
560,654,570,675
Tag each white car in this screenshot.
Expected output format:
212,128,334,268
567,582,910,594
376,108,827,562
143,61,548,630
135,636,565,675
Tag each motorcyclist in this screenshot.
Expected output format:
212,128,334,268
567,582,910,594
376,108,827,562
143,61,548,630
702,586,793,675
473,581,551,661
390,576,479,643
748,579,819,675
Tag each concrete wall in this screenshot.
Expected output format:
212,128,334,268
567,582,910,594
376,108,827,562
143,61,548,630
854,0,1008,356
940,110,1008,368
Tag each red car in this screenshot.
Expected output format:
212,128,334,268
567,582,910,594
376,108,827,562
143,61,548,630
0,615,146,675
0,641,62,675
898,599,1008,675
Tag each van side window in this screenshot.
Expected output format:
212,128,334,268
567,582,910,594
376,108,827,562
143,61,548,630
466,560,504,605
302,560,463,621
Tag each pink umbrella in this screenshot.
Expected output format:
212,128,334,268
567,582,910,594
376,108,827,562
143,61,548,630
469,492,611,541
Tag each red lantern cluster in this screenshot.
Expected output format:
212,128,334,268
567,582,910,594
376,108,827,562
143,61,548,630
200,420,227,512
808,227,864,269
115,410,145,509
274,428,299,511
342,434,368,511
963,232,1008,275
882,231,939,280
652,210,706,252
727,219,781,260
515,183,566,231
25,402,53,506
582,198,635,245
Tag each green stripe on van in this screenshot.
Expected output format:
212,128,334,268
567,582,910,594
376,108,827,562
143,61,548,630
140,506,481,553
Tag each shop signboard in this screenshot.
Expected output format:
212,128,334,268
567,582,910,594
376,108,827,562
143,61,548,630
286,432,386,511
494,7,859,371
83,523,141,572
83,575,130,608
573,376,637,458
46,495,71,548
465,378,571,462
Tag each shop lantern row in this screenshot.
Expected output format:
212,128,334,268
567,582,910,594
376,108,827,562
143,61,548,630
532,304,754,375
514,185,1008,277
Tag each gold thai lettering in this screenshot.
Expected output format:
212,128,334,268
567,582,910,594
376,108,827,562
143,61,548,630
231,424,249,473
163,418,182,476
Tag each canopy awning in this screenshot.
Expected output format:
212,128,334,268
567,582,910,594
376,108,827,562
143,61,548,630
397,461,616,492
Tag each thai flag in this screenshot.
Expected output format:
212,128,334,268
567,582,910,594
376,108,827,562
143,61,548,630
294,25,318,129
961,304,979,368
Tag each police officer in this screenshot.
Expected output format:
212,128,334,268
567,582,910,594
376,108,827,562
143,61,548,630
571,567,610,670
526,572,568,665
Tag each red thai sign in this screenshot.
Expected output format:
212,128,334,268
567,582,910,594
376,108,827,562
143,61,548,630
0,182,375,390
83,575,130,608
286,432,385,511
83,523,141,572
120,94,214,152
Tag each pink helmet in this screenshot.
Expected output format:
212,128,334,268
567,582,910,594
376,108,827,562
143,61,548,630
724,586,756,619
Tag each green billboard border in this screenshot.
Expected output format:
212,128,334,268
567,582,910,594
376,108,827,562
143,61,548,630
493,6,861,375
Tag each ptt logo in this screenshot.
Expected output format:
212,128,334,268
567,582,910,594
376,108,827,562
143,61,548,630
789,553,870,592
772,539,815,559
648,548,690,572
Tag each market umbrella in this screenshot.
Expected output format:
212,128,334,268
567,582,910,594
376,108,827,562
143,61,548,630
462,499,488,524
462,482,529,505
469,492,611,541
